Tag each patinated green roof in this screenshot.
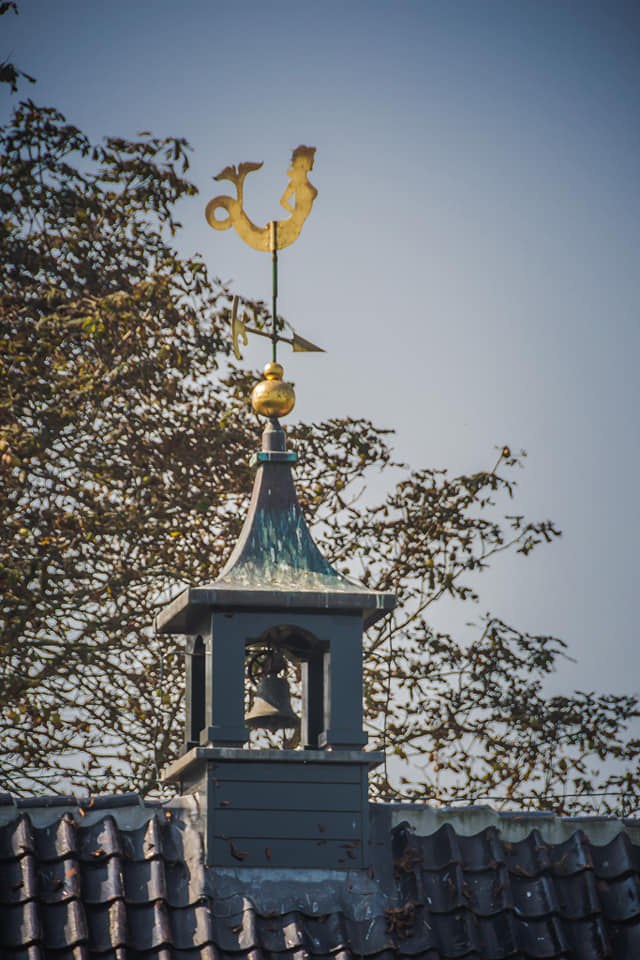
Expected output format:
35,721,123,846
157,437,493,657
218,421,354,592
156,419,395,633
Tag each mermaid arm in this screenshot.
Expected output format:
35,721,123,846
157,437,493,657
280,182,295,213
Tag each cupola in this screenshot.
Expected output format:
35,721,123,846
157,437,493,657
157,362,396,868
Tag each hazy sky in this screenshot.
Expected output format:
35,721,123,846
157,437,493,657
3,1,639,703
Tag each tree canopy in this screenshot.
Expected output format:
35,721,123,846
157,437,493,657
1,100,639,814
0,3,35,94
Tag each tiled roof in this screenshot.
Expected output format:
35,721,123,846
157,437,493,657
1,795,640,959
391,816,640,959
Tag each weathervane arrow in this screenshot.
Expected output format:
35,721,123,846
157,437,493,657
230,295,324,361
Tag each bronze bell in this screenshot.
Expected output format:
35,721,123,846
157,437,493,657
246,649,299,731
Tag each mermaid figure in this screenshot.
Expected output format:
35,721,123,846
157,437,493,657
205,146,317,251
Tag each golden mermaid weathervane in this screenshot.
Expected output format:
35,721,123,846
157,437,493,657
205,145,317,251
205,145,322,379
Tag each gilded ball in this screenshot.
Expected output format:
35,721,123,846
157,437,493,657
263,362,284,381
251,364,295,418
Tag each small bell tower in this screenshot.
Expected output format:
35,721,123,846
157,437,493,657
159,144,395,868
158,361,396,868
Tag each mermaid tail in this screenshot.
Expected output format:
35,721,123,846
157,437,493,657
214,161,263,188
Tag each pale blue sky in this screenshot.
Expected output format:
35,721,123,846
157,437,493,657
3,1,639,700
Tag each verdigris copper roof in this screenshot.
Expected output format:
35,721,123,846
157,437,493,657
156,419,395,634
214,420,353,593
2,794,640,959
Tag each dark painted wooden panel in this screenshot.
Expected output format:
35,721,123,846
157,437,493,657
212,779,359,812
180,774,203,795
209,761,361,784
214,808,362,839
211,836,364,869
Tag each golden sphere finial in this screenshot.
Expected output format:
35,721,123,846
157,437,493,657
251,362,295,418
263,361,284,381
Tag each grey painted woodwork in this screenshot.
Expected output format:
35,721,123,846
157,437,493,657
173,592,392,753
301,652,323,748
163,747,382,869
202,612,249,746
183,610,369,751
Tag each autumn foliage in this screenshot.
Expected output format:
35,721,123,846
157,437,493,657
1,102,638,812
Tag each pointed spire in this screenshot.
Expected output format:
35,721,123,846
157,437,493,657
218,418,354,592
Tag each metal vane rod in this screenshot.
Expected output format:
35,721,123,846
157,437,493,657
271,221,278,362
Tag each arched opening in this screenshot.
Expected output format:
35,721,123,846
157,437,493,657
244,624,325,750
